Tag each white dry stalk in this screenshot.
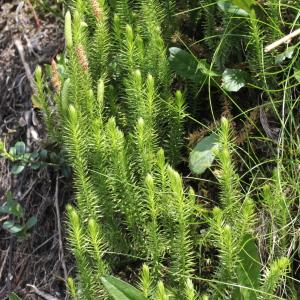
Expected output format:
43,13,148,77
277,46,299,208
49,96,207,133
264,28,300,52
55,176,68,282
26,284,59,300
14,39,36,92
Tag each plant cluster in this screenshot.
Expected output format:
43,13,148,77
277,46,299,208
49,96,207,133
31,0,300,299
0,192,37,239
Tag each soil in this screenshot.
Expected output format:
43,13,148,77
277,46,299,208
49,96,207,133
0,1,68,299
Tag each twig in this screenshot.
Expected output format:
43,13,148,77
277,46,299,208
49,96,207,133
0,246,10,281
15,256,30,287
7,237,15,294
14,39,36,93
26,0,41,28
27,284,59,300
259,107,279,141
32,233,58,255
55,176,68,282
264,28,300,52
0,215,9,222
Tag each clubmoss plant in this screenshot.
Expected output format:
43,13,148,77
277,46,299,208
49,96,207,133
34,0,298,299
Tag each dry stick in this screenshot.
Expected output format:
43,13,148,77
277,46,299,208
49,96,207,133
0,215,9,222
7,237,15,295
15,256,30,287
14,39,36,93
264,28,300,52
26,0,41,28
0,246,10,282
55,176,68,283
27,284,59,300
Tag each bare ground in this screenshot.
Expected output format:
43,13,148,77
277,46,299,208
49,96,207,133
0,1,71,299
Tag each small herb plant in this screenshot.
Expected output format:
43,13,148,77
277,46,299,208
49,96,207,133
0,192,37,239
0,140,71,177
9,292,22,300
0,140,47,174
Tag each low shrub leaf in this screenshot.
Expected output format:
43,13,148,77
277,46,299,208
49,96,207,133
189,133,219,175
101,276,147,300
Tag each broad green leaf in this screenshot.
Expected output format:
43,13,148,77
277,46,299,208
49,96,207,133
275,46,296,64
50,152,58,163
101,276,147,300
294,68,300,83
217,0,249,16
62,165,72,178
25,216,37,230
6,192,15,210
1,193,23,218
30,151,40,160
232,0,256,14
15,142,26,155
31,162,42,170
11,164,25,175
3,220,16,230
189,133,219,175
169,47,218,83
234,234,260,300
0,204,21,217
10,292,22,300
1,192,24,218
198,61,219,78
39,149,48,160
0,205,10,214
222,68,248,92
3,220,23,234
9,147,17,156
10,202,24,219
169,47,204,82
218,0,256,16
23,153,31,161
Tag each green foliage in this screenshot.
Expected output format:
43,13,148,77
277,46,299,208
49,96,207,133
1,139,71,177
231,0,257,14
155,281,170,300
221,68,249,92
101,274,193,300
9,293,22,300
184,279,198,300
32,0,64,17
32,66,56,138
234,234,260,299
101,276,147,300
207,118,290,298
0,192,37,239
189,133,219,175
274,46,296,65
217,1,250,16
215,117,241,212
167,168,196,284
37,1,193,298
65,11,73,50
218,0,257,16
36,0,299,299
1,141,49,175
138,264,154,298
260,257,290,300
169,47,218,83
